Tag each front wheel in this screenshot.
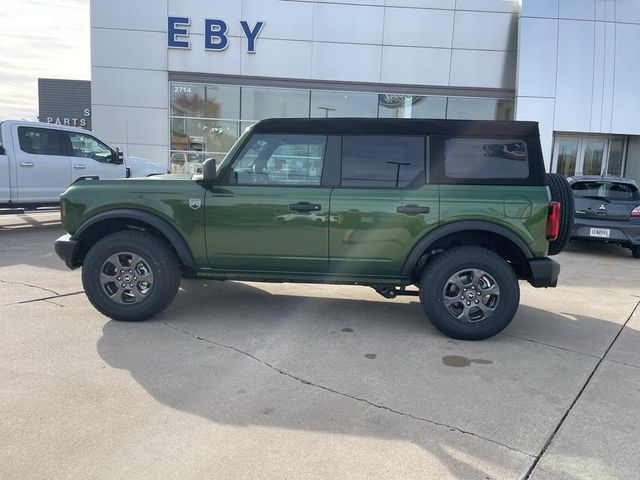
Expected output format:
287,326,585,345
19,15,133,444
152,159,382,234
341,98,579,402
632,245,640,259
81,231,181,321
419,246,520,340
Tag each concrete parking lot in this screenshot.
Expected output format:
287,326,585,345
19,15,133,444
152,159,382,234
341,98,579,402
1,211,639,479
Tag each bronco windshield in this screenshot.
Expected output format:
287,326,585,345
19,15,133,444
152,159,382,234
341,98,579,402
215,123,255,172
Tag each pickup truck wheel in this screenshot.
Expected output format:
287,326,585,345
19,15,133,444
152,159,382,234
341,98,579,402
546,173,574,256
81,231,180,321
419,246,519,340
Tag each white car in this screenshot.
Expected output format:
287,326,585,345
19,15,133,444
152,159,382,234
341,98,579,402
0,120,166,207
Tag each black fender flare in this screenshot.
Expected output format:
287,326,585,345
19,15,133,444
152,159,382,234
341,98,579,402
73,209,197,270
401,221,534,277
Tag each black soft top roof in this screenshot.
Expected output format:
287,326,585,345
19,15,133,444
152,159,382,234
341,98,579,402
252,118,540,137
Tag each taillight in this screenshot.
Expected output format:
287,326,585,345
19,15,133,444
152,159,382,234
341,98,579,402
631,206,640,217
60,197,66,223
546,201,560,241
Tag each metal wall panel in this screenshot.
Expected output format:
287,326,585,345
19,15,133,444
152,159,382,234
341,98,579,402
37,78,92,130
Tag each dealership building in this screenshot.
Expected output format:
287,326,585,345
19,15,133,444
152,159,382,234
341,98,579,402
90,0,640,181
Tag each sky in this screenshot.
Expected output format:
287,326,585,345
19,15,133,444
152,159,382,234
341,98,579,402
0,0,90,120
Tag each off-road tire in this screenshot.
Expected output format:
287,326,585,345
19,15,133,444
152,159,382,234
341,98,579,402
546,173,574,255
419,246,520,340
632,245,640,259
81,230,181,321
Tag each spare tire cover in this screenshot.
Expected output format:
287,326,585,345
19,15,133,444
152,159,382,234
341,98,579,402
546,173,575,256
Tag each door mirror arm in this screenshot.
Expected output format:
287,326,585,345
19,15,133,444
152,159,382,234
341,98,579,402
194,157,218,184
114,147,124,165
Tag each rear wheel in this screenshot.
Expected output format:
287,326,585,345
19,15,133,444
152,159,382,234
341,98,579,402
632,245,640,258
82,231,181,321
546,173,575,255
419,246,519,340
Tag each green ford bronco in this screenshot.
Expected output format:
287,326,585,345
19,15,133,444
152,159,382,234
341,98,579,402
55,119,574,340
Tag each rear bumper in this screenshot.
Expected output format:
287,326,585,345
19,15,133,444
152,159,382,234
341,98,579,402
54,234,80,269
527,257,560,288
572,217,640,246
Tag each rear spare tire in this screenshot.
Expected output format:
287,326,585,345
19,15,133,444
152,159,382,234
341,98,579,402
546,173,574,255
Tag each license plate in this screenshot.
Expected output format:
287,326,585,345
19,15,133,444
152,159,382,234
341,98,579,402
590,227,610,238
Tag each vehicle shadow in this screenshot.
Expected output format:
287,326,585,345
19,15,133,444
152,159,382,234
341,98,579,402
564,238,634,259
95,279,637,475
0,224,68,271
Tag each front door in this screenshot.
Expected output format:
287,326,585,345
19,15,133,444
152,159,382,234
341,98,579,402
13,124,70,203
205,133,332,273
63,131,126,180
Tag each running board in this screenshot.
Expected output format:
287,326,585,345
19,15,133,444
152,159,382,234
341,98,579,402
372,285,420,299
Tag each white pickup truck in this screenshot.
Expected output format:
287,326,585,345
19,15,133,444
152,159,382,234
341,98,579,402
0,120,166,207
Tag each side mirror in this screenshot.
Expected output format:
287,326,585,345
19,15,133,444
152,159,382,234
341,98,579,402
196,157,218,183
115,147,124,164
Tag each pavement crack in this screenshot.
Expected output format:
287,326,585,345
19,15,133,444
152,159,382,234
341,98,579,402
524,299,640,479
44,299,66,308
602,358,640,371
162,320,534,459
2,291,84,306
498,333,601,360
0,279,59,296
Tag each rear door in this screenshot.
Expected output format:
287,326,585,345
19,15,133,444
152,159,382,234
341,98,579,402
205,133,333,273
329,135,439,277
13,124,70,203
62,130,126,180
432,135,549,256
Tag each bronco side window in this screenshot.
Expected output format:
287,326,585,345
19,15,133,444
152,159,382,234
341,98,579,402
229,134,326,185
341,135,425,188
444,138,529,179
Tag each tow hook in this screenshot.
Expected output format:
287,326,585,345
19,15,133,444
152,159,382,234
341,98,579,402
372,285,419,299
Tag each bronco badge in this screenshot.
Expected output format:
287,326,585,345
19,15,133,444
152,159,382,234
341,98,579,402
189,199,202,209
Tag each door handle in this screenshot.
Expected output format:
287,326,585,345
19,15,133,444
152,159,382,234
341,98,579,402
74,164,86,169
289,202,321,212
20,162,33,167
397,205,430,214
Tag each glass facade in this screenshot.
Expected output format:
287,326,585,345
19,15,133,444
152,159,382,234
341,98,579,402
169,82,515,173
552,136,626,177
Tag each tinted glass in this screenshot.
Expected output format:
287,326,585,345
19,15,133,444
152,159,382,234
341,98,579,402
445,138,529,179
555,139,578,177
241,87,310,121
571,181,640,200
582,141,605,176
205,85,240,119
446,98,514,120
231,134,326,185
341,136,425,188
378,94,447,119
310,91,378,118
607,139,625,176
170,118,239,153
17,127,63,156
170,83,206,117
68,133,113,162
